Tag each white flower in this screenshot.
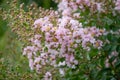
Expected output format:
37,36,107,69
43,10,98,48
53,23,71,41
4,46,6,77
59,69,65,76
58,61,66,66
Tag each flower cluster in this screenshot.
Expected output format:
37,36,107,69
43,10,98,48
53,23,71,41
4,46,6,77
23,0,106,79
57,0,105,15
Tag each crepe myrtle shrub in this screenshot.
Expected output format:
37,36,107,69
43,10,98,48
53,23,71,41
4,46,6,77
1,0,120,80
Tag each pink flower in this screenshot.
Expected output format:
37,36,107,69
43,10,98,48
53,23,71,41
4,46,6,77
44,72,52,80
96,3,103,12
105,59,110,68
62,8,72,16
34,18,43,28
58,0,68,11
29,59,34,70
115,0,120,11
65,54,78,67
36,64,41,72
76,0,81,4
69,2,78,11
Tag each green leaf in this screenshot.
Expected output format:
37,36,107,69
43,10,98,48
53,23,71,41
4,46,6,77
86,53,90,60
109,56,117,63
115,60,120,69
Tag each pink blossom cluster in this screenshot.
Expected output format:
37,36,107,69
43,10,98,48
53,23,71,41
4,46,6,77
23,0,106,79
57,0,104,16
23,15,105,77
